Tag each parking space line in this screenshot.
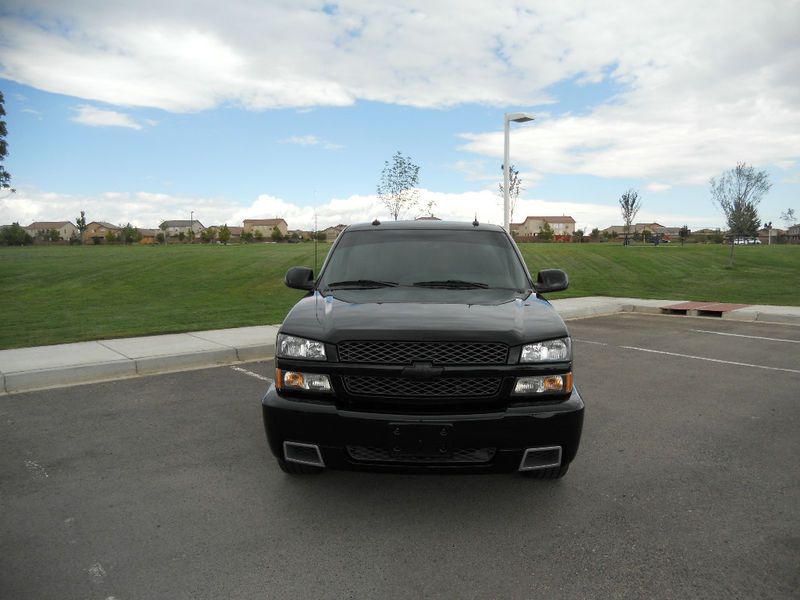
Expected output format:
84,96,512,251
690,329,800,344
230,366,273,383
621,346,800,374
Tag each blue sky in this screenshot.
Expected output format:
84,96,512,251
1,1,798,231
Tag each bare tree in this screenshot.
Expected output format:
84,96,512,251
377,151,420,220
419,196,437,218
619,189,641,246
780,208,796,228
498,164,523,225
710,162,771,265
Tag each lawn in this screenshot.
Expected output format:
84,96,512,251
0,242,798,349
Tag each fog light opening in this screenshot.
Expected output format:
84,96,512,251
519,446,562,471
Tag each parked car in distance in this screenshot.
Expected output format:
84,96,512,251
262,220,584,479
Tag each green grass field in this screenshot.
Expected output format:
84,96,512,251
0,242,798,349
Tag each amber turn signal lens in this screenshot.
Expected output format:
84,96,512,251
284,371,305,388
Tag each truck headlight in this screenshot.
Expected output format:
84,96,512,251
277,334,326,360
513,373,572,395
520,337,571,362
276,369,332,392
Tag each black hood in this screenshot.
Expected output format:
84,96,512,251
280,289,568,346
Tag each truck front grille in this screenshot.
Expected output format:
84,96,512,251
347,446,496,464
337,341,508,365
343,375,502,398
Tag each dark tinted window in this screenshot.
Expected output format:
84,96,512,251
319,229,529,290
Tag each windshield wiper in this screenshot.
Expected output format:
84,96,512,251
412,279,490,289
325,279,399,290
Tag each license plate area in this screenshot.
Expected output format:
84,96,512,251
389,423,453,457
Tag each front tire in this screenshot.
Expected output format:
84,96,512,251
277,458,324,475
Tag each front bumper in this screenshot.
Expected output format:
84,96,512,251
262,385,584,473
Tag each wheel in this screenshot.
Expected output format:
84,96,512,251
521,463,569,479
276,458,324,475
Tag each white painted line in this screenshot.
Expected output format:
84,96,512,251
573,339,609,346
690,329,800,344
621,346,800,375
230,366,273,383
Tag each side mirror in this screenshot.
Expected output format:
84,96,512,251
285,266,315,291
534,269,569,294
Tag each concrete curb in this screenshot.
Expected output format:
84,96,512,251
1,298,797,395
0,326,279,395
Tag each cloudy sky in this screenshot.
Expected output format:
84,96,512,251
1,0,798,231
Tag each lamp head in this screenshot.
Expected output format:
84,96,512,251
506,112,535,123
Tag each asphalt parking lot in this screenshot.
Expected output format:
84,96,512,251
1,313,798,599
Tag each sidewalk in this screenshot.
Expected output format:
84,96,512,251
1,297,798,394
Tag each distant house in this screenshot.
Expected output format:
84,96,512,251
786,224,800,244
206,225,242,243
161,220,205,238
84,221,121,244
138,228,160,244
227,226,242,242
756,226,784,244
511,216,576,239
243,218,288,238
26,221,78,240
415,216,441,221
323,224,346,242
602,222,665,237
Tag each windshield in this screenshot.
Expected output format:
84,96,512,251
318,229,530,291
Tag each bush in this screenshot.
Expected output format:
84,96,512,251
0,223,33,246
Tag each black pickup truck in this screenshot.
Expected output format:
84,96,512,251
262,220,584,478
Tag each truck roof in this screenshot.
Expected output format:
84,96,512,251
344,220,505,232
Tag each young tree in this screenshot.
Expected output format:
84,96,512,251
187,228,195,243
271,226,283,242
159,221,168,245
218,224,231,245
498,164,523,225
377,151,420,220
538,222,554,241
780,208,796,228
679,225,690,246
76,210,87,244
589,228,600,242
241,231,254,243
105,229,118,244
201,228,217,243
573,229,584,243
0,223,32,245
619,189,641,246
710,162,771,265
0,91,14,193
47,228,61,242
254,230,264,242
120,223,139,244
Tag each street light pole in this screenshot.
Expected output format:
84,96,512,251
503,112,535,231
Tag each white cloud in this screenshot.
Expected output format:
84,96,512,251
71,105,142,130
0,1,795,185
280,135,343,150
645,183,672,193
1,186,726,233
